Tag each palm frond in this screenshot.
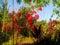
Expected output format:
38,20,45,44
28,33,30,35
16,0,21,4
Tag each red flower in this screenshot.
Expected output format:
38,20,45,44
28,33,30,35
25,13,30,19
27,20,34,26
18,27,22,33
12,16,17,23
14,24,18,31
30,25,35,30
25,13,33,21
38,7,42,11
7,26,12,31
16,13,21,20
27,15,33,21
13,16,16,21
35,14,39,19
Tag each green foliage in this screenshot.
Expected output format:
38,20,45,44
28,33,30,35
53,9,59,14
1,0,60,44
52,0,60,7
0,31,9,44
21,28,29,37
33,0,50,7
34,20,47,26
34,20,48,35
16,0,50,7
54,30,59,41
51,8,60,19
24,0,31,4
0,10,3,20
51,0,60,19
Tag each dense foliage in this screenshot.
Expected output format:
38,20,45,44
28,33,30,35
0,0,60,45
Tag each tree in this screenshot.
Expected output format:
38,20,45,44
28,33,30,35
1,0,9,31
51,0,60,20
16,0,50,7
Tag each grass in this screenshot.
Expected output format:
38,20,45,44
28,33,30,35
2,32,36,45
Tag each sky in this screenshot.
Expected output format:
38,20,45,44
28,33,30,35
7,0,57,22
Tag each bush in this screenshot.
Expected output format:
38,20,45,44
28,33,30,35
0,31,9,45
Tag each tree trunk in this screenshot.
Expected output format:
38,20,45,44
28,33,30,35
0,42,2,45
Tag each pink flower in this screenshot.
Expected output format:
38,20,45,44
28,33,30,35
33,11,36,14
35,14,39,19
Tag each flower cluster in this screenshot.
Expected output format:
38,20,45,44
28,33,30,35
2,7,42,34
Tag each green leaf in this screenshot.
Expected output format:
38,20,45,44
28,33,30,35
24,0,31,4
53,9,59,14
57,1,60,7
58,13,60,17
54,30,59,41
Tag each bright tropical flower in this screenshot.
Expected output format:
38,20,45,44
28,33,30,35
35,14,39,19
25,13,33,21
27,15,33,21
38,7,42,11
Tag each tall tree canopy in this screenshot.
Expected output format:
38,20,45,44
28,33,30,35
16,0,50,7
51,0,60,19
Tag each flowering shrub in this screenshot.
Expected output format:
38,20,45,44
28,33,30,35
3,7,41,37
